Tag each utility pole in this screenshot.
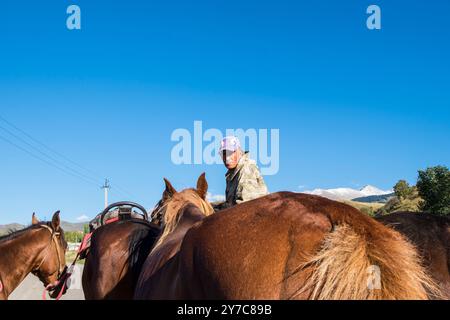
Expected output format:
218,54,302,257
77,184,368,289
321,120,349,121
101,179,111,209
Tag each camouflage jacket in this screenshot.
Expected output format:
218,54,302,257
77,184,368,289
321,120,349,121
225,152,269,206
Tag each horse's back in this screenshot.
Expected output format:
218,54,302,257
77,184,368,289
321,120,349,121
178,192,439,299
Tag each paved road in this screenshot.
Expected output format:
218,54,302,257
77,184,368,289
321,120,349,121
9,265,85,300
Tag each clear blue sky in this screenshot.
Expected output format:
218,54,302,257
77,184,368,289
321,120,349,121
0,0,449,224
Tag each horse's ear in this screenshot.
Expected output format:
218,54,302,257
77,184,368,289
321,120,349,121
163,178,177,200
196,172,208,199
32,212,39,225
51,211,61,231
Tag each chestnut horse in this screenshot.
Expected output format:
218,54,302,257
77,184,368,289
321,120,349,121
135,177,442,299
0,212,67,300
377,212,450,298
82,218,160,299
134,173,214,299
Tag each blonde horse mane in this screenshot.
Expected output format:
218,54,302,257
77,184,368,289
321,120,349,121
152,188,214,251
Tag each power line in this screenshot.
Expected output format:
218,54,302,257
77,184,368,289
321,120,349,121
0,115,102,180
0,114,138,200
0,134,100,188
0,124,101,186
0,129,135,201
110,183,137,199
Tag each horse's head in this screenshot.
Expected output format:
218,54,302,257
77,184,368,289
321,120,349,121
31,211,68,298
151,172,214,231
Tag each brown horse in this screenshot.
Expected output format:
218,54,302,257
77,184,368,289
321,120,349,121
377,211,450,298
82,218,160,299
135,179,442,299
134,173,214,299
0,211,67,300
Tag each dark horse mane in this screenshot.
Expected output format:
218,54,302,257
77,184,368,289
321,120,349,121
0,221,60,243
126,220,161,278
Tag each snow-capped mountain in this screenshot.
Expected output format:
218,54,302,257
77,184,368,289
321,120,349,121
303,185,392,201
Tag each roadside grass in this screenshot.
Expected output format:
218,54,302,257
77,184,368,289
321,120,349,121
65,250,85,265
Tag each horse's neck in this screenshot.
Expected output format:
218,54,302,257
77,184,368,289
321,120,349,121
176,204,205,233
0,230,47,298
146,205,205,277
159,204,204,251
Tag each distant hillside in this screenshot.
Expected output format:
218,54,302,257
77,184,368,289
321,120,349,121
341,200,385,217
60,221,87,232
352,193,395,203
376,188,423,215
0,223,24,236
0,221,87,236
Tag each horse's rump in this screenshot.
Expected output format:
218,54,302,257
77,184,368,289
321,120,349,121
177,192,441,299
82,219,160,300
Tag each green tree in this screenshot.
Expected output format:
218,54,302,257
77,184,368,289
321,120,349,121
416,165,450,216
65,231,84,242
393,180,412,200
